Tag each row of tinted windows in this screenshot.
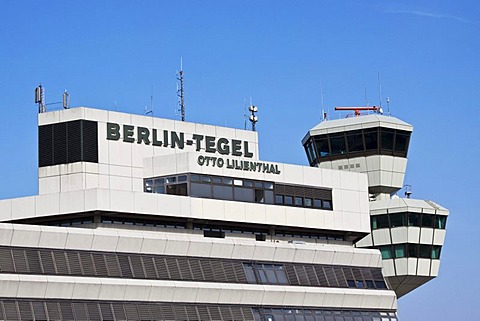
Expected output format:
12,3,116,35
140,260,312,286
304,128,411,165
371,212,447,230
254,308,397,321
145,174,333,211
378,243,441,259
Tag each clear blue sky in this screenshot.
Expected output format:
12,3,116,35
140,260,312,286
1,1,479,320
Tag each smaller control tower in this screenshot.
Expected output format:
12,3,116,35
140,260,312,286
302,107,449,298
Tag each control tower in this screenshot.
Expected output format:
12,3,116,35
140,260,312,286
302,108,449,297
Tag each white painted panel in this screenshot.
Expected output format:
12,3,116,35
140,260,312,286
390,227,408,244
11,224,41,247
430,259,440,276
45,275,75,299
417,258,431,276
433,229,446,245
39,176,61,194
11,196,35,220
38,226,68,249
98,278,127,301
16,275,47,298
372,229,391,246
420,228,434,244
0,274,20,297
123,280,152,301
407,258,418,274
0,200,12,221
407,227,420,243
394,258,408,275
59,190,85,214
65,228,94,250
382,259,395,277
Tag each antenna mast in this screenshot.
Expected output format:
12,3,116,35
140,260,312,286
177,58,185,121
249,102,258,131
35,84,46,113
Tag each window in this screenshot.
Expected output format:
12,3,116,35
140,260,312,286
435,216,447,229
275,195,284,204
243,263,289,285
432,246,441,259
284,196,293,205
394,244,406,258
314,137,330,157
381,129,394,151
390,213,406,228
313,199,322,208
304,198,312,207
295,197,303,206
371,215,389,229
379,246,393,259
330,134,347,155
408,213,420,227
394,131,409,152
422,214,434,228
323,200,332,210
347,130,364,153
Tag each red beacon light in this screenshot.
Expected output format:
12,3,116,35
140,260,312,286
334,106,381,117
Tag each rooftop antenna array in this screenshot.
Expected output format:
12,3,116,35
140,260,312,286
243,98,247,130
177,58,185,121
248,99,258,131
145,86,154,115
377,72,384,114
62,90,70,109
404,184,412,198
35,84,46,113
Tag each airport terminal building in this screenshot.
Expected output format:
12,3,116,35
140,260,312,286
0,107,447,320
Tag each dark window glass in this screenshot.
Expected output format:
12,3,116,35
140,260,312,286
178,175,187,182
154,178,165,186
211,177,222,184
275,195,284,204
330,134,347,155
371,215,389,229
419,245,431,258
255,189,265,203
394,131,410,152
284,196,293,205
366,280,375,289
432,246,441,259
347,130,364,152
165,176,176,184
394,244,406,258
264,182,274,190
264,190,274,204
243,180,253,187
323,200,332,210
234,187,254,202
356,280,364,288
375,280,387,289
222,177,232,185
381,129,394,151
304,198,312,207
390,213,406,228
408,213,420,227
314,137,330,157
190,174,200,182
191,183,212,198
201,176,211,183
422,214,434,228
380,246,393,259
166,183,187,196
435,216,447,229
313,199,322,208
154,186,165,194
295,197,303,206
212,185,233,200
364,129,378,150
408,244,418,257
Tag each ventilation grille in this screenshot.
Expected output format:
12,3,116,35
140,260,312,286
38,119,98,167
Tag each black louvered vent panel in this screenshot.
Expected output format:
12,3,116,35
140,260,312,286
234,262,248,283
130,255,145,279
92,253,108,276
173,306,188,320
324,266,338,287
25,249,42,274
284,264,300,285
99,303,114,320
39,120,98,167
118,254,133,278
185,305,198,320
72,302,87,320
82,119,98,163
154,257,170,279
361,268,374,281
177,257,192,280
196,305,210,320
166,258,181,279
40,250,56,274
275,183,332,201
3,301,18,320
353,268,364,283
67,119,82,163
86,302,100,320
142,257,157,279
112,304,126,320
60,302,74,320
219,306,233,321
314,266,328,287
334,268,348,287
189,259,204,280
124,303,139,320
17,301,32,320
138,304,152,320
12,249,28,273
0,303,3,321
0,248,13,272
212,261,227,282
208,306,222,320
161,305,175,320
105,254,122,277
200,260,214,281
54,251,70,275
295,265,310,285
32,301,47,320
372,268,384,280
150,305,163,320
53,122,68,165
46,302,62,320
305,266,320,286
38,124,53,167
67,252,82,275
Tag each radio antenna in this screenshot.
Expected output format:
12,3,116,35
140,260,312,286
377,72,383,113
145,86,153,115
34,84,46,113
177,57,185,121
243,97,247,130
248,98,258,131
